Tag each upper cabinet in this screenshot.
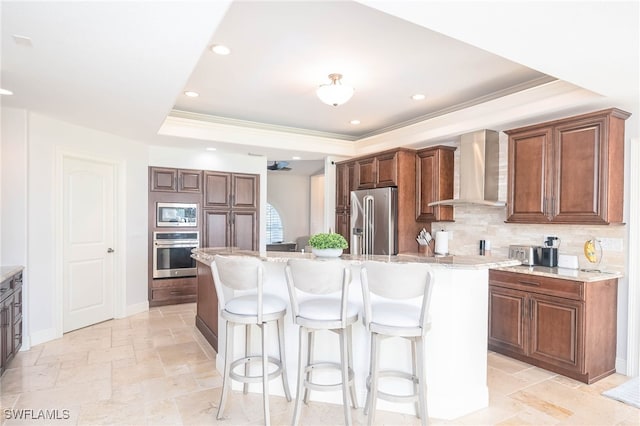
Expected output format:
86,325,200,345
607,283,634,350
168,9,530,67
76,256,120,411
355,151,399,189
150,167,202,193
204,172,258,210
505,108,630,224
335,161,355,212
415,146,456,222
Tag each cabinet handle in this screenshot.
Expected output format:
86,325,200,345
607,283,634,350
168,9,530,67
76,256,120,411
518,279,540,286
13,302,21,308
170,291,182,295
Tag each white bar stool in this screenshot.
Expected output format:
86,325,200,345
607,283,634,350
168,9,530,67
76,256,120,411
360,261,434,426
210,254,292,426
284,258,359,425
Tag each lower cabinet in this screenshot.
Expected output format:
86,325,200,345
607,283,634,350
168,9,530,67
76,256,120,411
149,277,197,306
1,270,23,376
335,211,351,254
488,269,617,384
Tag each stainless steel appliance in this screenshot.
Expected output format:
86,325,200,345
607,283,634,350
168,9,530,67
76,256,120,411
534,247,558,267
350,187,398,255
153,231,199,278
508,244,536,266
156,202,197,227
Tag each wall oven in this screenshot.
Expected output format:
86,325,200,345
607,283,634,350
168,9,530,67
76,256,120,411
153,231,199,278
156,202,197,227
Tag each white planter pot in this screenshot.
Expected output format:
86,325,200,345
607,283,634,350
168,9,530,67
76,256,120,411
311,248,343,258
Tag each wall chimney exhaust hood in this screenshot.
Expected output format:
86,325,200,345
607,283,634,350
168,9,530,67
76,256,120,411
428,129,506,207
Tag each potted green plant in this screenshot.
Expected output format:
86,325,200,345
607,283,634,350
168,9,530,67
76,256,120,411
308,232,348,257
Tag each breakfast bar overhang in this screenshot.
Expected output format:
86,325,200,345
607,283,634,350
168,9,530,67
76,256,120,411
191,248,519,420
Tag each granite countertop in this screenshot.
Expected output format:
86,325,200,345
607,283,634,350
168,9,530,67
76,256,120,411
192,247,520,270
492,264,623,282
0,265,24,282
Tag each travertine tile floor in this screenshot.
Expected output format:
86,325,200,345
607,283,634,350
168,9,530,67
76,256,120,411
1,303,638,425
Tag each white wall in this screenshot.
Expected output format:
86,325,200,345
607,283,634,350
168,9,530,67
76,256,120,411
309,174,325,235
266,173,310,243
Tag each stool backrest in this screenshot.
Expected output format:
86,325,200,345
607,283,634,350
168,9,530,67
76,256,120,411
211,255,265,319
285,258,351,326
360,261,434,331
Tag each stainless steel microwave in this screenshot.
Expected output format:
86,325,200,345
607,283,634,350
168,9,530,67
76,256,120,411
156,202,197,227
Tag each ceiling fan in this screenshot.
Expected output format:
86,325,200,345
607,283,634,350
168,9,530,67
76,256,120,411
267,161,291,171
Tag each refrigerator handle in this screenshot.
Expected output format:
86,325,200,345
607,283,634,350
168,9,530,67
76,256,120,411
364,195,374,255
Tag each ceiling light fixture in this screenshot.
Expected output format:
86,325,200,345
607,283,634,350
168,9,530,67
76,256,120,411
350,120,361,125
316,73,354,107
184,91,199,97
411,94,426,101
210,44,231,55
292,156,302,160
206,147,217,151
0,88,13,96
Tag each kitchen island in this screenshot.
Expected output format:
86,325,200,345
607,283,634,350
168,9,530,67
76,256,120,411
192,248,518,420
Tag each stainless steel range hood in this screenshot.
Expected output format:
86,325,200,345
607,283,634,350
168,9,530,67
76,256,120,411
428,129,506,207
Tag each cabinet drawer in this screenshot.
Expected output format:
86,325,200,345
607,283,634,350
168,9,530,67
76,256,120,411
151,284,197,301
490,270,583,300
151,277,196,289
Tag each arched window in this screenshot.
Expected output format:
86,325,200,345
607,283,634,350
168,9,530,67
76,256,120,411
266,203,284,244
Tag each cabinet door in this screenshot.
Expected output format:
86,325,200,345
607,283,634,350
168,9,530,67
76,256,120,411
178,170,202,193
204,172,232,208
416,147,454,222
488,286,527,355
232,174,259,209
1,299,14,364
507,127,553,223
355,157,376,189
203,210,230,248
335,162,353,211
529,294,583,371
150,167,177,192
553,117,606,223
335,212,351,254
232,211,258,250
375,152,398,187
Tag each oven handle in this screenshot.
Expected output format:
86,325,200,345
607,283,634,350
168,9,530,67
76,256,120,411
154,242,199,247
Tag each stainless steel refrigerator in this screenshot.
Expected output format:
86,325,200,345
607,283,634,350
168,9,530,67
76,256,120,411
350,187,398,255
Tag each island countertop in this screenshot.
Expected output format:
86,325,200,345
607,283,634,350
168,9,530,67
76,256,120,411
0,265,24,282
191,247,520,269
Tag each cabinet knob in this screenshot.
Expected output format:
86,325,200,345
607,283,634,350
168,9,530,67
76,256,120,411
107,248,115,253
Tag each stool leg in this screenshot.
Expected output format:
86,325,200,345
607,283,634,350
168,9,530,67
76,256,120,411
292,326,307,426
217,320,233,420
260,322,271,426
367,332,380,426
347,325,358,409
244,324,251,394
363,331,374,416
277,317,292,401
411,338,419,418
303,330,314,404
415,336,428,426
339,328,353,426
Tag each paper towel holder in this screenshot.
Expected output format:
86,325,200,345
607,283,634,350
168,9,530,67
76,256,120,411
434,229,449,256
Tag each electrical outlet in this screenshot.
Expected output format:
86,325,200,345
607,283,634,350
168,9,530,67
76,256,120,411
598,237,623,252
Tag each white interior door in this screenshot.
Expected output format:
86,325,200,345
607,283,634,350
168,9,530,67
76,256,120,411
62,156,115,332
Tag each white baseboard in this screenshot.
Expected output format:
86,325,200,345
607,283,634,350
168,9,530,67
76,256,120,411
616,356,628,376
30,327,60,347
125,301,149,317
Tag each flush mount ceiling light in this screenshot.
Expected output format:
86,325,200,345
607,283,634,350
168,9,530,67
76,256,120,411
184,91,199,97
0,88,13,96
210,44,231,55
411,94,426,101
316,73,354,107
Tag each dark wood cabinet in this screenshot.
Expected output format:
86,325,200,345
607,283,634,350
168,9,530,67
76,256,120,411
505,108,630,224
335,161,356,252
355,152,398,189
488,269,617,384
415,146,456,222
1,270,23,376
203,172,259,251
150,167,202,193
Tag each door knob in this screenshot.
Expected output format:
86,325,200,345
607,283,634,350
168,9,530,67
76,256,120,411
107,248,114,253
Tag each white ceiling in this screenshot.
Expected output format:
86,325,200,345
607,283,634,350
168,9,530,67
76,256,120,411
2,1,638,165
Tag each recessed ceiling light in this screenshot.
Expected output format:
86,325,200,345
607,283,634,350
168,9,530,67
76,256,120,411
0,88,13,96
12,34,32,47
292,156,302,160
206,147,217,151
350,120,361,125
210,44,231,55
411,94,426,101
184,91,199,97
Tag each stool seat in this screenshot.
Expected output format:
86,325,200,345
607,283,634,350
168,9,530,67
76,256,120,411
297,298,359,327
225,294,287,318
